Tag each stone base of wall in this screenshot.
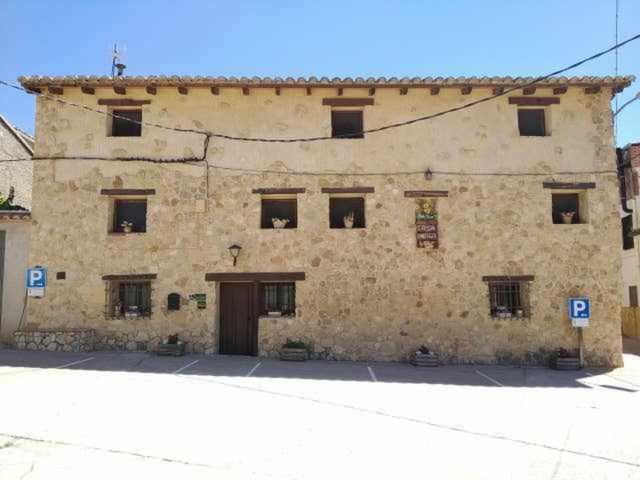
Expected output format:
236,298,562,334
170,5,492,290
94,330,214,354
14,329,95,352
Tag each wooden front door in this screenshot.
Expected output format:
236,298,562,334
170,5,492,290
219,282,257,356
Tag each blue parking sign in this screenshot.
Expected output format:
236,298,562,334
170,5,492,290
569,298,590,327
26,268,47,288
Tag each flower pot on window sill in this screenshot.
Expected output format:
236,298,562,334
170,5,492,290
271,218,289,229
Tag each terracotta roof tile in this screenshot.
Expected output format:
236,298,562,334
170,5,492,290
18,75,634,91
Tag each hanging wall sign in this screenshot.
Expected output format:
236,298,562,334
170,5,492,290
415,198,439,249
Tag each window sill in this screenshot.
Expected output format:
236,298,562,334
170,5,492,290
259,314,295,320
551,223,588,226
108,232,147,236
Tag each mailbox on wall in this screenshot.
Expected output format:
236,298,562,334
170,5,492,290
167,293,181,311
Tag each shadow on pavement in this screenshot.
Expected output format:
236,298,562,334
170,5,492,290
0,348,610,388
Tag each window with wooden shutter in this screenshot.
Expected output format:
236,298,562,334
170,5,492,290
329,197,365,228
517,109,546,136
331,111,364,139
623,215,634,250
261,199,297,229
111,109,142,137
113,199,147,233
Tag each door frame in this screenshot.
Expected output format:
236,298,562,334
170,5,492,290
218,281,259,356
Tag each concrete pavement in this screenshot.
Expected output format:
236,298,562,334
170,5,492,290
0,348,639,479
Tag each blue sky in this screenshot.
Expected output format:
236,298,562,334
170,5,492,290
1,0,638,145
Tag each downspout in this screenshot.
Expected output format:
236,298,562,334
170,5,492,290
617,147,633,214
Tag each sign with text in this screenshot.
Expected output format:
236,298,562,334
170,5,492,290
569,298,590,327
26,267,47,297
415,198,438,249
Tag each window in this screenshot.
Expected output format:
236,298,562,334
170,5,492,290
260,282,296,316
106,281,152,319
261,199,297,229
487,281,530,318
622,215,634,250
329,197,365,228
331,111,363,139
551,193,580,224
113,199,147,233
630,286,638,307
517,109,546,136
111,109,142,137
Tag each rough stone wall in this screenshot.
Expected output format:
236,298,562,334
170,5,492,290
14,329,94,352
24,85,623,365
0,119,32,209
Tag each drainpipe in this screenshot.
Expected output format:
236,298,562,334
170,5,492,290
617,147,633,214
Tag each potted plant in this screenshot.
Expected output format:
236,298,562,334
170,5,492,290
157,334,186,356
271,217,289,229
279,338,308,361
551,348,580,370
343,211,355,229
121,221,134,233
561,211,575,224
411,345,439,367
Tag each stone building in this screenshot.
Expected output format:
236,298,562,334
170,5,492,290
619,142,640,337
16,74,634,365
0,113,33,342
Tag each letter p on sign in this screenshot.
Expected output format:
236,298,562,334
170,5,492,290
26,268,47,288
569,298,590,327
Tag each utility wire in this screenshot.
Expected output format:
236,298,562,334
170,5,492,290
615,90,640,116
0,154,621,177
1,33,638,144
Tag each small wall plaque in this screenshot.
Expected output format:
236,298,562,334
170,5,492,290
189,293,207,309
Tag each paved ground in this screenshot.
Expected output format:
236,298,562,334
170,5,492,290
1,343,640,479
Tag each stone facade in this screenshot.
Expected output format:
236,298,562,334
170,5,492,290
14,329,94,352
0,113,33,210
18,75,633,366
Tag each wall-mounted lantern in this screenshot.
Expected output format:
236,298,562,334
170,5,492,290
228,244,242,267
424,168,433,181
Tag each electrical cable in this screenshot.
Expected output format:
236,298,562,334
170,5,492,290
0,33,638,144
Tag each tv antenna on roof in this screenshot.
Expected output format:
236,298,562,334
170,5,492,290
111,43,127,77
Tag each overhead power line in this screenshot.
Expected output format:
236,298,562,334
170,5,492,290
0,32,638,145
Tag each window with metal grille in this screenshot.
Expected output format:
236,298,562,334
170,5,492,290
113,199,147,233
517,109,546,136
551,193,581,224
622,215,634,250
329,197,365,228
261,199,297,229
111,109,142,137
105,281,152,319
487,281,530,318
260,282,296,316
331,111,364,139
